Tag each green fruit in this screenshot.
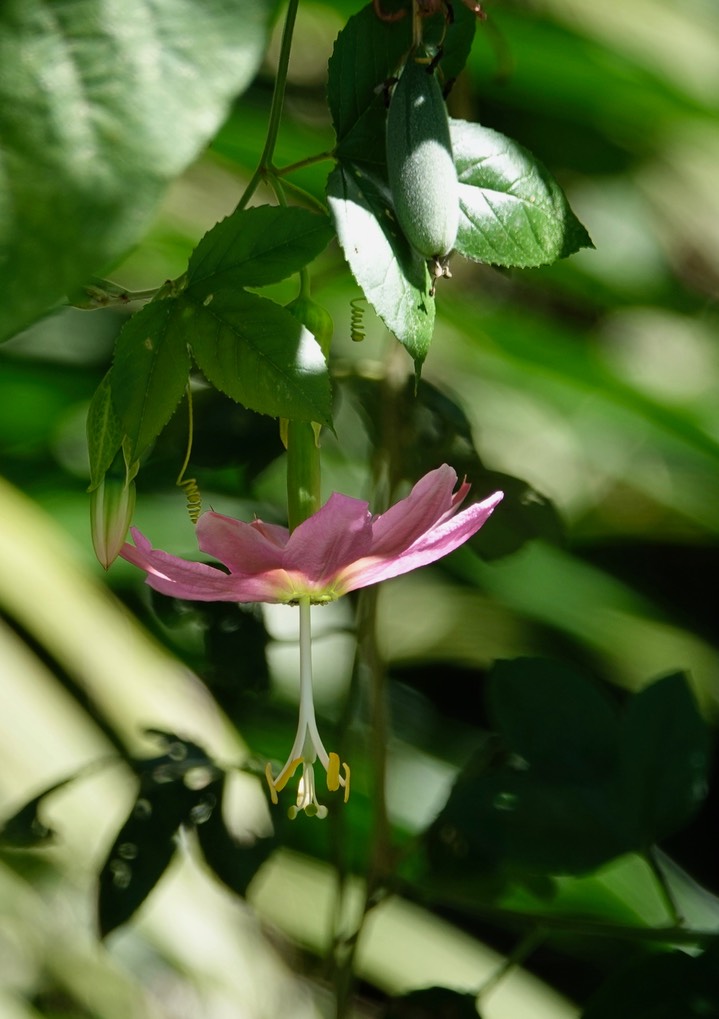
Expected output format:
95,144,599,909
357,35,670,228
285,296,334,360
386,58,459,262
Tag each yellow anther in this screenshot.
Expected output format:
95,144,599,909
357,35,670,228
341,762,351,803
327,752,341,791
265,757,303,803
264,762,279,804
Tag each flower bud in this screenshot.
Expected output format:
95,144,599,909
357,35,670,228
91,475,136,569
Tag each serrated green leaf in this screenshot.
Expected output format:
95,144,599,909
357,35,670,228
327,162,434,368
327,2,410,145
188,205,334,288
619,673,710,847
450,119,593,267
87,371,124,491
0,0,276,343
110,299,191,462
432,2,477,83
180,286,332,424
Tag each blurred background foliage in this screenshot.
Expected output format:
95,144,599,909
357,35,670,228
1,0,719,1017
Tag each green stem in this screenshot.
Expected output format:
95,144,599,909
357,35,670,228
477,927,547,1001
275,150,336,177
286,419,321,531
236,0,300,211
278,176,329,215
333,584,392,1019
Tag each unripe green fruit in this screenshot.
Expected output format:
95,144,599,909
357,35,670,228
286,296,334,360
386,58,459,262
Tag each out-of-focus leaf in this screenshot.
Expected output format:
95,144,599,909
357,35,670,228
489,659,619,782
427,662,712,881
428,659,625,876
451,120,593,266
582,945,719,1019
0,777,73,848
110,299,191,462
187,206,334,288
0,0,277,342
468,470,565,559
195,774,275,897
620,673,711,847
383,986,482,1018
342,374,563,554
181,284,332,424
98,732,221,937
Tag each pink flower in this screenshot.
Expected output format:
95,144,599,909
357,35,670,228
120,465,503,605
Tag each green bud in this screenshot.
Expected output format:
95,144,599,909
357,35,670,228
90,475,136,569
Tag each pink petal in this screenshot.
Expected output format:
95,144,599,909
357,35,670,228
370,465,461,554
284,492,373,584
337,490,503,592
197,512,288,573
120,529,293,602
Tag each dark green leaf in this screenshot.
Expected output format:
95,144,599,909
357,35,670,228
327,2,410,145
450,119,593,266
86,371,124,491
195,774,275,898
582,947,719,1019
187,206,334,288
468,470,565,559
619,673,711,847
428,658,628,876
342,374,563,556
99,733,221,937
327,162,434,369
110,299,191,462
488,658,619,783
0,0,277,342
432,1,477,84
182,286,332,424
384,986,482,1019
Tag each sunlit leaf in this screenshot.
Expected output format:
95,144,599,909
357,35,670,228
181,285,332,424
0,0,277,342
327,163,434,368
451,119,593,266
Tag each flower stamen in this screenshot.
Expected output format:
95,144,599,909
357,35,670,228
263,598,351,818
